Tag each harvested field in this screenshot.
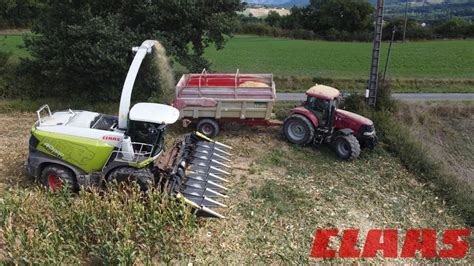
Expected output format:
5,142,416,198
0,110,472,263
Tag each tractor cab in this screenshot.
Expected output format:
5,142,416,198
126,103,180,156
304,84,340,127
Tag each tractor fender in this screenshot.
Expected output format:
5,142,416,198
290,107,319,128
334,128,354,137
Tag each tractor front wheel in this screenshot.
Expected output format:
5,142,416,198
40,165,78,191
283,114,315,145
333,134,361,160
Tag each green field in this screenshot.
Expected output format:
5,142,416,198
205,35,474,80
0,34,30,59
2,34,474,93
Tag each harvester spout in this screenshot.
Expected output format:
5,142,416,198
118,40,157,130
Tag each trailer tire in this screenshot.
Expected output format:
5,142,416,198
333,134,361,160
40,165,78,191
283,114,315,145
197,119,219,137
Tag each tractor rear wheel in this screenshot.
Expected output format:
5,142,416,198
40,165,78,191
283,114,315,145
197,118,219,138
333,134,361,160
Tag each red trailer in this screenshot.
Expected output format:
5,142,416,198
173,69,280,137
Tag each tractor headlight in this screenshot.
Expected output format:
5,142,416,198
361,124,376,136
363,130,375,136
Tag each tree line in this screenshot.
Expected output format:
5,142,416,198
238,0,474,41
1,0,241,101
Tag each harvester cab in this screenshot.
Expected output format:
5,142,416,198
283,84,378,160
26,40,232,218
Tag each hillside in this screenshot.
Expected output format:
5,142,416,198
245,0,474,19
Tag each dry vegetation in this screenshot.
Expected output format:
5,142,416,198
0,109,472,263
396,101,474,188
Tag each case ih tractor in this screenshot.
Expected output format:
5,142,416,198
25,40,232,218
283,84,377,160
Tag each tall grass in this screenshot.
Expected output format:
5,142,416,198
0,186,197,264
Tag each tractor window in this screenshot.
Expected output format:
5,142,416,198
127,121,165,156
306,96,329,125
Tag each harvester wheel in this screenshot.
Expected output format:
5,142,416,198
197,118,219,137
283,114,315,145
106,167,155,192
40,165,78,191
334,134,361,160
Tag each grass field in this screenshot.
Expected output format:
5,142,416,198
205,35,474,80
0,34,30,59
3,34,474,80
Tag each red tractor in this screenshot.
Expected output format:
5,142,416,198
283,84,378,160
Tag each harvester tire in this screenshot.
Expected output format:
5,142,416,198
197,118,219,137
40,165,78,191
106,167,155,192
283,114,315,145
334,134,361,160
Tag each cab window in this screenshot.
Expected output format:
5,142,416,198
306,96,329,125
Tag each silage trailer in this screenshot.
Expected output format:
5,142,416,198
173,69,281,137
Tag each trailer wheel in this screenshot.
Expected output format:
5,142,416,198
333,134,361,160
40,165,78,191
197,119,219,137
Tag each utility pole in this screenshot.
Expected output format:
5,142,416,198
403,0,409,42
366,0,384,108
383,26,396,83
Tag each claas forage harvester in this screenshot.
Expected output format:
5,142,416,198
25,40,232,218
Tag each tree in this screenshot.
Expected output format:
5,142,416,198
435,18,470,38
21,0,241,101
0,0,41,28
314,0,374,34
266,10,282,27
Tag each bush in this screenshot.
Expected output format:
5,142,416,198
435,18,471,38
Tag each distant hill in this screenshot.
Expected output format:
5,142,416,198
244,0,309,7
245,0,461,6
243,0,474,19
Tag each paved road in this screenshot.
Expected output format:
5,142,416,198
277,93,474,102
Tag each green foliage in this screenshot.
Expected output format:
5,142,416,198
0,0,41,28
265,10,282,27
239,0,374,41
383,18,436,40
435,18,474,38
20,0,241,101
0,186,197,264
